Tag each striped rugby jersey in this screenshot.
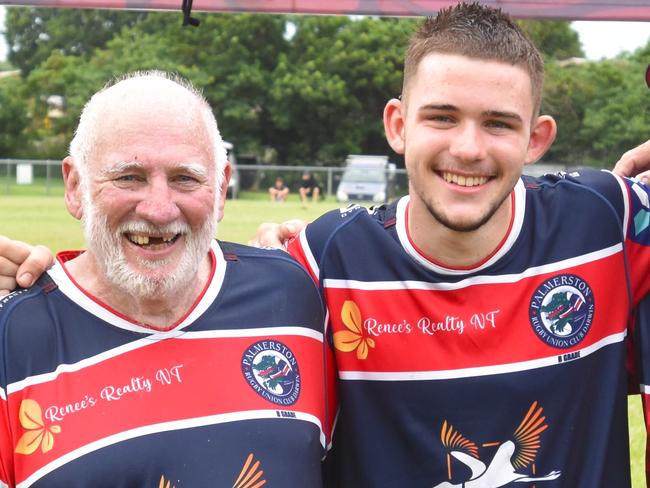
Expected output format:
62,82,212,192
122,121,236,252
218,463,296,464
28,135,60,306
0,240,329,487
287,168,650,487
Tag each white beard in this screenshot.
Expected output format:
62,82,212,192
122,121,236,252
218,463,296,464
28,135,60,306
81,197,217,299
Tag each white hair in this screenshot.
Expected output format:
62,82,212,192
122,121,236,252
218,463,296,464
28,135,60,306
69,70,227,192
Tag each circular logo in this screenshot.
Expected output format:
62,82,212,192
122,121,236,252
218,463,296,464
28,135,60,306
241,340,301,406
529,274,595,349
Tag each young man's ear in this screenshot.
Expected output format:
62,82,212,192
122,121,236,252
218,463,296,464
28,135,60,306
62,157,83,220
525,115,557,165
216,161,232,222
384,98,406,155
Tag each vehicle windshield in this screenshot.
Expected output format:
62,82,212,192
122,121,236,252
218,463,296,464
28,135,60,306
342,167,386,183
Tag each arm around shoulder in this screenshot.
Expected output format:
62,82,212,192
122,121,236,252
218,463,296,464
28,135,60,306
0,237,54,295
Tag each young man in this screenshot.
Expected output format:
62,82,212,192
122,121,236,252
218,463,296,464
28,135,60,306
299,171,321,205
269,176,290,202
3,4,650,487
280,4,650,486
0,72,329,487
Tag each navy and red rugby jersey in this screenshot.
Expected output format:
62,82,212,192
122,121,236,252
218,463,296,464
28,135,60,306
0,240,330,488
287,168,650,487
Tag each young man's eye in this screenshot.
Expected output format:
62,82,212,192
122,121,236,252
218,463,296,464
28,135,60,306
430,115,453,123
486,120,513,130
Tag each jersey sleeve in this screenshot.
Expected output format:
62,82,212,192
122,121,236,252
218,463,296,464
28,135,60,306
621,177,650,303
547,169,650,304
0,303,15,487
631,294,650,480
286,207,369,450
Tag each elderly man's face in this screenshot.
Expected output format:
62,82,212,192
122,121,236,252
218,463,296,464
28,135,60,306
80,110,219,298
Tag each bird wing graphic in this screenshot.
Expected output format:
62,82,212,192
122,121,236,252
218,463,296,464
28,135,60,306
440,420,479,457
450,450,486,480
511,401,549,469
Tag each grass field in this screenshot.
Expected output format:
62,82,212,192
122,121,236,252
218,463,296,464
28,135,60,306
0,192,646,486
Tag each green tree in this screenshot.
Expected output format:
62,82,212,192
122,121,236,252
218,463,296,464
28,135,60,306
5,7,149,76
0,76,29,157
518,20,584,60
269,16,414,163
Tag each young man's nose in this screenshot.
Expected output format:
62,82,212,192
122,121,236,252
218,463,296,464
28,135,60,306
448,123,486,162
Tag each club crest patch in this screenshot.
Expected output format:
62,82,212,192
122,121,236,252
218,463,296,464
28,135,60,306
529,274,594,349
241,340,301,406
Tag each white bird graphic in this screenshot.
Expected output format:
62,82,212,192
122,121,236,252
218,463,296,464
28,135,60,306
433,401,561,488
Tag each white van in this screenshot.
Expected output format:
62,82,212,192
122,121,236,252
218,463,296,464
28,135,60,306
336,155,395,203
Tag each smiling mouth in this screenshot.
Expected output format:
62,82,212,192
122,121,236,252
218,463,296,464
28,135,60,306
125,232,181,248
440,171,489,187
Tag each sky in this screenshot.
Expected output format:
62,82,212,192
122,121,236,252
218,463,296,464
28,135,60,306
0,7,647,62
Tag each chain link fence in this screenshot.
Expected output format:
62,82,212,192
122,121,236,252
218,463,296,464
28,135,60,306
0,159,410,203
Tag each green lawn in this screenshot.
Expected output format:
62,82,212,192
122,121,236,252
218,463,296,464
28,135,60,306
0,193,646,486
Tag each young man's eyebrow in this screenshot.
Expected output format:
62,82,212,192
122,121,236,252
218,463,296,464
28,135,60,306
483,110,523,122
419,103,458,112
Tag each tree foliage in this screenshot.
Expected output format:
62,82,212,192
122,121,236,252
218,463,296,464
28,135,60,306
2,8,649,169
5,8,148,76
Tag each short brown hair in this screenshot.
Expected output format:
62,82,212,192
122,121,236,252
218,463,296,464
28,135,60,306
403,2,544,114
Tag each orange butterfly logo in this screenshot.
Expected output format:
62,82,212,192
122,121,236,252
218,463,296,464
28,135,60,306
14,399,61,455
333,300,376,359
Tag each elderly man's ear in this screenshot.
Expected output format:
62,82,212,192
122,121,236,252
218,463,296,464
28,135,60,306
216,161,232,223
62,157,83,220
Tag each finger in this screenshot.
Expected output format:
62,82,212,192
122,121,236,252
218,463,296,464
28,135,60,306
280,219,308,240
0,277,18,295
613,140,650,177
0,255,20,295
253,223,286,250
0,235,32,266
635,170,650,186
0,256,20,277
16,245,54,288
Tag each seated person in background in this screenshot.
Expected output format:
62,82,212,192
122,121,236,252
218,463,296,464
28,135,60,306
299,171,320,205
269,176,290,202
0,71,329,488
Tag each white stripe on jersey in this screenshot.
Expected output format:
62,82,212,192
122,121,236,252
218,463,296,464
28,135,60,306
48,240,227,335
608,170,632,235
324,242,623,291
299,228,320,281
7,327,323,395
16,409,326,488
632,181,650,209
641,384,650,395
338,330,626,381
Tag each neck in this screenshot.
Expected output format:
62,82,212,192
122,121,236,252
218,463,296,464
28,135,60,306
64,252,212,330
407,194,513,269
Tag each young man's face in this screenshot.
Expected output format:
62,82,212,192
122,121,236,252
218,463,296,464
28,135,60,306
386,53,553,233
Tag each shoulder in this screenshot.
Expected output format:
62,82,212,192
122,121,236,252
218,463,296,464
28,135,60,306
0,275,60,385
306,201,395,242
526,168,634,215
217,241,320,289
0,275,54,325
216,241,325,328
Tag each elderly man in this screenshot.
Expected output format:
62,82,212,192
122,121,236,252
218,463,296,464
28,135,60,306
0,72,329,487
